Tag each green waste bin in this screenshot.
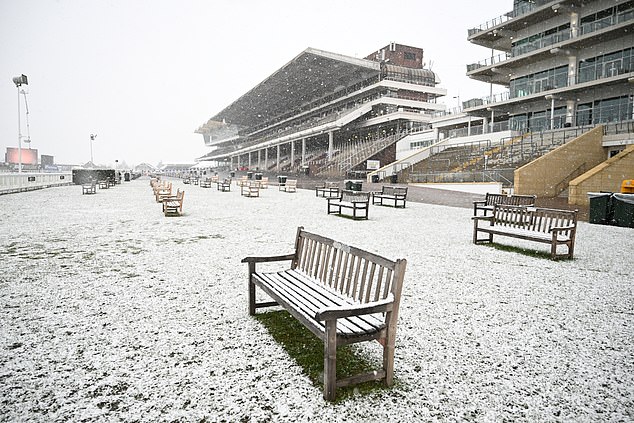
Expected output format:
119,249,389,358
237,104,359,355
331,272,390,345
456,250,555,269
612,193,634,228
587,192,613,225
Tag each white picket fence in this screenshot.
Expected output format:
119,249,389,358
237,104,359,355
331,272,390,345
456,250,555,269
0,172,73,195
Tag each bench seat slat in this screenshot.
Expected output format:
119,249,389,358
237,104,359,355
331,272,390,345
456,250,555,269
254,271,384,337
279,270,385,334
262,270,384,332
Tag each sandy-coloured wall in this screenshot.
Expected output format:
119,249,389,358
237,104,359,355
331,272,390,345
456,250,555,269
514,126,605,197
569,144,634,206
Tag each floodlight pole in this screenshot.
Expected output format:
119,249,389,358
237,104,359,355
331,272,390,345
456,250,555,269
17,84,22,173
90,134,97,164
12,74,28,173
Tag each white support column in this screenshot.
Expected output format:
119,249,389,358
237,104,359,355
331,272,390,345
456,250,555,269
547,95,555,130
467,116,472,136
327,131,334,161
277,145,281,171
570,12,579,38
290,141,295,170
566,99,577,126
301,138,306,166
264,148,268,169
248,152,252,169
490,108,495,133
257,150,261,170
483,117,489,134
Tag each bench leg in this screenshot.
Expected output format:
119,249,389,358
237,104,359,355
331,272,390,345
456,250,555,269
248,263,256,316
324,320,337,401
383,317,396,386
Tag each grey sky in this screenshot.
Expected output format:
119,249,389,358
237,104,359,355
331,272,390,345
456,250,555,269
1,0,509,167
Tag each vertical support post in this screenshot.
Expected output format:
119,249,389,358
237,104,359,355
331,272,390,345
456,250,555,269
327,131,334,161
17,87,22,173
257,150,261,169
248,262,256,315
265,148,268,169
248,152,252,169
324,320,337,401
290,141,295,170
277,144,281,171
301,138,306,166
490,108,495,133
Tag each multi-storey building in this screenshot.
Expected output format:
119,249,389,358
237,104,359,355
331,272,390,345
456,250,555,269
195,43,446,176
463,0,634,132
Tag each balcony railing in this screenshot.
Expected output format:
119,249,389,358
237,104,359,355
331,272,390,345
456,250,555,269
468,13,512,37
467,53,511,72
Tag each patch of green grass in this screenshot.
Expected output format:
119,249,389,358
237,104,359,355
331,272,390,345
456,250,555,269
255,310,387,401
484,242,570,260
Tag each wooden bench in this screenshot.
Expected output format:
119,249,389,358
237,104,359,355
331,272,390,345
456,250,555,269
162,190,185,216
258,176,269,189
216,178,231,192
241,182,260,198
315,182,340,198
154,182,173,203
241,227,407,400
199,178,212,188
328,190,370,220
98,180,109,189
473,193,536,216
372,186,408,208
82,181,96,194
236,176,249,187
279,179,297,193
473,204,578,259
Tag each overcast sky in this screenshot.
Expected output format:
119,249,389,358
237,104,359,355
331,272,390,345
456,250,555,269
1,0,510,167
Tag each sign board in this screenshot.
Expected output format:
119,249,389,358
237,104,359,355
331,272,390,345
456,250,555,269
366,160,380,170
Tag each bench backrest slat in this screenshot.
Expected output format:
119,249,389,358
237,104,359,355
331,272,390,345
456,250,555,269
382,186,407,197
291,228,404,306
493,205,577,235
341,190,370,203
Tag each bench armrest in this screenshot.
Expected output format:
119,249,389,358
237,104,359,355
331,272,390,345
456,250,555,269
471,215,494,222
241,253,296,264
315,295,394,321
473,200,486,206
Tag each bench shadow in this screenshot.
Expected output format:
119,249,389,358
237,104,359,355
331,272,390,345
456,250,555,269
254,310,388,402
484,243,571,260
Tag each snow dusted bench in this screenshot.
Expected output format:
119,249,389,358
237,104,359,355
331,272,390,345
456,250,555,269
216,178,231,192
82,181,96,194
473,193,536,216
241,227,407,400
327,190,370,220
315,181,340,198
279,179,297,193
162,189,185,216
473,204,578,259
371,186,408,208
240,181,260,198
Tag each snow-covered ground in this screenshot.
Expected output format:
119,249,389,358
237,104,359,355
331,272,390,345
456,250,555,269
1,177,632,422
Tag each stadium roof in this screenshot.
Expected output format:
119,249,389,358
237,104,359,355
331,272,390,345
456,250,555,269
199,48,381,132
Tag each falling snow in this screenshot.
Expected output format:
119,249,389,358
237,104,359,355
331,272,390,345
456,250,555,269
1,177,633,422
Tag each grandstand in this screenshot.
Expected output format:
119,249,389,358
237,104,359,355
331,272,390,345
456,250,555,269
195,43,446,178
